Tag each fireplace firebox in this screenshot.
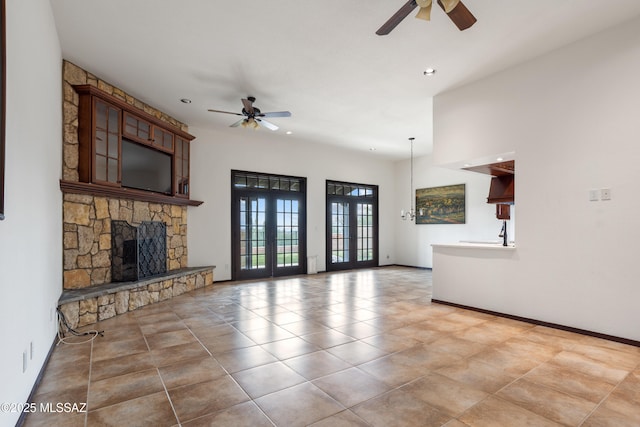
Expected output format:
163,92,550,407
111,220,167,282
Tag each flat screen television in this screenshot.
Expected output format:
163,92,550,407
121,138,172,194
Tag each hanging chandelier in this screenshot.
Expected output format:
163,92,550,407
400,137,424,221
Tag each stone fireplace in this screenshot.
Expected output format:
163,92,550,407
62,196,188,289
111,220,167,282
58,61,214,328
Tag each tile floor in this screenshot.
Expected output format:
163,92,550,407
22,266,640,426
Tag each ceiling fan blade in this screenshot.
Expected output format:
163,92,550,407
259,111,291,118
208,109,243,116
376,0,418,35
230,118,246,127
437,0,476,30
241,98,255,115
256,118,278,131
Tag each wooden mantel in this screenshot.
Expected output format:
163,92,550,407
60,180,203,206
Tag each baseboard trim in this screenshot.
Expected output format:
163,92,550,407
15,333,58,427
431,299,640,348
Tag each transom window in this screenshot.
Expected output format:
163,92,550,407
233,172,302,192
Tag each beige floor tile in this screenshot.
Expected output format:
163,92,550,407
21,410,86,427
168,376,250,423
582,405,640,427
284,350,352,380
313,367,391,408
436,358,518,393
181,401,273,426
86,391,177,426
255,382,344,427
459,396,561,426
150,341,210,367
241,324,296,344
524,362,617,403
497,378,597,425
401,372,488,417
549,350,630,384
145,328,199,350
232,361,306,398
214,345,278,373
159,356,227,390
91,336,149,362
326,340,387,365
352,389,451,427
200,331,256,355
598,372,640,423
139,318,188,335
91,351,155,382
88,368,165,411
260,336,320,359
23,268,640,427
333,321,381,340
362,332,422,353
309,409,370,426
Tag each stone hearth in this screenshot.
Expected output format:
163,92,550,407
59,267,215,328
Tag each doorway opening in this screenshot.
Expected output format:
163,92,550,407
231,170,307,280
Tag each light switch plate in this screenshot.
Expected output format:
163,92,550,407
601,188,611,200
589,189,599,201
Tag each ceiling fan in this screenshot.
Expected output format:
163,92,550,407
376,0,476,35
207,96,291,131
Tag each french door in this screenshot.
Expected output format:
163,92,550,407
326,181,378,271
232,171,306,280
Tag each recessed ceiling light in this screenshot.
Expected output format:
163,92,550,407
286,131,293,135
496,157,504,161
180,98,192,104
464,163,471,167
423,68,437,76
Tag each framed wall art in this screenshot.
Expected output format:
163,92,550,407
416,184,465,224
0,0,5,220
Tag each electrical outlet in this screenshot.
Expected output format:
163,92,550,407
601,188,612,201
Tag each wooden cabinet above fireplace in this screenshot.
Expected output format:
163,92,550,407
65,84,202,206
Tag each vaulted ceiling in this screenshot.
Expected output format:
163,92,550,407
51,0,640,159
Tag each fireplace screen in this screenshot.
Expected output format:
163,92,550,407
112,220,167,282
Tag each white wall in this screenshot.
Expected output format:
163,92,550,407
187,127,397,280
394,154,501,268
0,0,62,425
432,16,640,340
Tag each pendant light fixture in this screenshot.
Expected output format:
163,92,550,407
401,137,423,221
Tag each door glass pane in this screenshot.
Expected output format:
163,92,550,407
276,198,299,267
357,203,373,261
331,202,349,263
239,196,266,270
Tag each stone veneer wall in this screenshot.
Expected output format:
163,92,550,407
61,60,191,290
63,195,188,289
59,268,214,328
62,60,189,182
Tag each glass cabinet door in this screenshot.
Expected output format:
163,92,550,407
153,127,174,151
93,98,120,185
174,137,189,197
123,112,151,143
